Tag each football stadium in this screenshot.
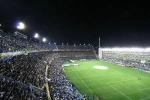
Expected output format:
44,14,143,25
1,29,150,100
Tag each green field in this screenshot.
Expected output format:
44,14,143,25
64,60,150,100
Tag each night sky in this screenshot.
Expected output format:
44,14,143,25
0,0,150,48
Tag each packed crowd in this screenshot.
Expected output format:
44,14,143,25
48,57,86,100
0,52,50,99
0,29,97,99
57,45,94,51
0,30,56,53
58,51,97,60
102,51,150,70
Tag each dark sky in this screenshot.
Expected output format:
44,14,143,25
0,0,150,47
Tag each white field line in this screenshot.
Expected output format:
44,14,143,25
139,90,149,96
139,87,150,100
107,77,150,100
142,96,150,100
71,68,93,94
108,78,137,84
107,83,132,100
139,87,150,91
106,77,135,100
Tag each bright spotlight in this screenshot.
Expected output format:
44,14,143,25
17,22,25,29
34,33,39,38
43,38,46,42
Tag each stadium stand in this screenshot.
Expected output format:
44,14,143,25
0,29,97,100
0,29,56,53
102,50,150,71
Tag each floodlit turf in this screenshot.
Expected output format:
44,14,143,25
64,60,150,100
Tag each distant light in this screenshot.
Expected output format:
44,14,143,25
34,33,39,38
49,42,50,44
102,47,146,52
17,22,25,29
80,44,81,45
54,42,56,45
67,43,68,45
43,38,46,42
84,44,85,45
0,24,1,26
88,44,90,45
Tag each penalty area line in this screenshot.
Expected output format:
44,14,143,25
107,83,132,100
71,68,93,94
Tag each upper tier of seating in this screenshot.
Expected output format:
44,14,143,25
0,30,57,53
57,45,94,51
1,30,95,53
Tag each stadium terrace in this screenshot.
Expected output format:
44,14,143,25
1,29,150,100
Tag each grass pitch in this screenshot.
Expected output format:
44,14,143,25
64,60,150,100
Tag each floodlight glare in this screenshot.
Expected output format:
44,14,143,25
17,22,25,29
102,47,146,52
43,38,46,42
34,33,39,38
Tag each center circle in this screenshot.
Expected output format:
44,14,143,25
93,66,108,70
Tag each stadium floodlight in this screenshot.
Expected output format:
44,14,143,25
17,22,25,29
34,33,39,38
102,47,146,52
42,38,46,42
145,48,150,52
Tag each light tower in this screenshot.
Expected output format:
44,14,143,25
98,36,102,59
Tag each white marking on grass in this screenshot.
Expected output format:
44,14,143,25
139,87,150,99
107,83,132,100
107,77,150,100
121,77,137,81
139,87,150,91
142,96,150,100
71,68,93,94
106,77,136,100
108,78,137,84
93,66,108,70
